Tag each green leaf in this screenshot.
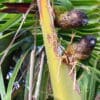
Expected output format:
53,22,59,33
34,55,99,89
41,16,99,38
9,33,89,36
39,64,49,100
0,14,22,32
5,50,29,100
0,70,6,100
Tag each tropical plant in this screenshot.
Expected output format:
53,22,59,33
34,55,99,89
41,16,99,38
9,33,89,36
0,0,99,100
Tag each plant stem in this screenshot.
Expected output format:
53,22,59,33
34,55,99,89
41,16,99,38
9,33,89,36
37,0,81,100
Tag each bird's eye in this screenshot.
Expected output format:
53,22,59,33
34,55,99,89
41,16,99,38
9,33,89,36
82,19,88,26
84,35,96,47
90,39,96,46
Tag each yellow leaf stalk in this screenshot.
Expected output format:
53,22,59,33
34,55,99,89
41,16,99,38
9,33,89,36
37,0,81,100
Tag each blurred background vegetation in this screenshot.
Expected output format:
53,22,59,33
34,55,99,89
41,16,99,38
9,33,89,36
0,0,100,100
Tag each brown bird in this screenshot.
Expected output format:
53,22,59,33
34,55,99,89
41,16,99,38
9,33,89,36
62,35,96,90
0,3,88,28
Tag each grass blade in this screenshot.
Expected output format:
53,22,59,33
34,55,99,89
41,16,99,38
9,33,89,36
5,50,29,100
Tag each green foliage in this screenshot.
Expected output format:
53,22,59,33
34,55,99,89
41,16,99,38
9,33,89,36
5,50,29,100
55,0,100,100
0,0,99,100
0,70,5,100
